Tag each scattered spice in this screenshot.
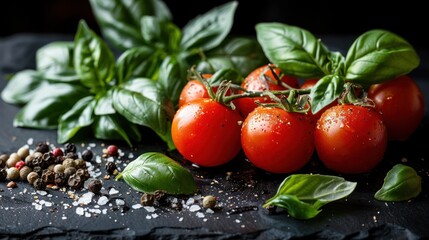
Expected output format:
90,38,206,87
105,162,117,175
87,179,102,194
202,195,217,209
7,181,17,188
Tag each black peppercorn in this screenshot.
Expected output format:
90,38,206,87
0,154,7,168
81,150,94,162
41,170,56,184
54,172,67,187
33,178,46,190
140,193,155,206
68,174,83,189
65,152,78,160
64,143,77,154
76,168,90,181
0,169,7,182
87,179,102,194
105,162,117,175
35,142,50,154
42,152,54,167
154,190,167,203
31,156,43,168
33,166,43,176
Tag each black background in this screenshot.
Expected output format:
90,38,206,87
0,0,428,50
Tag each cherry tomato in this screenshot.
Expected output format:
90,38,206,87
315,105,387,174
178,74,213,108
235,64,299,117
301,79,337,125
368,75,425,141
241,106,314,173
171,99,243,167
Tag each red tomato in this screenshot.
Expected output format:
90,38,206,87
301,79,337,125
178,74,213,108
235,64,299,117
241,106,314,173
171,99,243,167
315,105,387,174
368,75,425,141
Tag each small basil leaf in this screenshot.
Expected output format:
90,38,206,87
256,23,332,78
196,37,267,77
309,75,343,114
74,20,116,93
375,164,422,202
116,152,197,194
157,56,187,107
89,0,172,50
264,174,356,219
121,78,160,102
1,70,45,104
14,83,89,129
140,16,182,52
57,96,96,143
112,87,174,149
116,47,161,84
93,114,141,146
94,89,116,115
345,30,420,84
206,68,241,85
180,1,238,51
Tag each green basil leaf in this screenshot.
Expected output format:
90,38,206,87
345,30,420,84
264,174,356,219
36,41,79,83
74,20,116,93
121,78,160,102
94,89,116,115
140,16,181,52
57,96,96,143
157,57,187,107
89,0,172,50
256,23,332,78
180,1,237,51
375,164,422,201
93,114,141,146
309,75,343,114
112,87,174,149
206,68,241,85
116,47,161,84
116,152,197,194
1,70,45,104
196,37,267,77
14,83,90,129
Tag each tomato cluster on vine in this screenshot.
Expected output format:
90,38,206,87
171,65,425,175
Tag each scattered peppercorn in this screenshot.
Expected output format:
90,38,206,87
65,152,78,160
41,170,56,184
74,159,86,169
33,178,46,190
0,169,7,182
35,142,49,154
53,164,65,173
76,169,90,181
202,195,217,209
107,145,119,157
19,166,32,181
6,153,21,168
81,150,94,162
7,167,20,181
140,193,155,206
17,146,30,159
63,167,76,179
0,154,8,168
27,172,39,185
33,166,43,176
105,162,117,175
54,172,67,187
15,161,25,170
68,174,83,189
52,148,64,157
64,143,77,154
7,181,17,188
87,179,102,194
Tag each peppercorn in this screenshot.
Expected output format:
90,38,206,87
17,145,30,159
76,168,90,181
105,162,117,175
27,172,39,185
140,193,155,206
33,166,43,176
81,150,93,162
33,178,46,190
6,153,21,168
42,152,54,168
63,167,76,179
24,154,34,167
52,148,64,157
107,145,119,157
7,167,20,181
41,170,56,184
54,172,67,187
154,190,167,203
53,164,65,173
0,169,7,182
7,181,17,188
35,142,50,154
19,166,32,181
68,174,83,189
0,154,8,168
65,152,78,160
202,195,217,209
87,179,102,194
64,143,77,154
74,158,86,169
31,156,43,168
15,161,25,170
62,158,76,169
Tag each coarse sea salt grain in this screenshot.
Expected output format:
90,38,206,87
132,204,143,209
76,207,85,216
186,198,195,206
196,212,205,218
97,196,109,206
189,205,201,212
78,192,95,205
115,199,125,206
109,188,119,195
37,190,48,196
144,206,156,213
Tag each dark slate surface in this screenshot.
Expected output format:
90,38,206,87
0,34,428,239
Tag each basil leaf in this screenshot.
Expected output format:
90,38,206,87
89,0,172,50
345,30,420,84
14,83,89,129
116,47,161,84
121,78,160,102
93,114,141,146
1,70,45,104
207,68,241,85
256,23,332,78
309,75,343,114
180,1,238,51
112,87,174,149
94,89,116,115
196,37,267,77
116,152,197,194
36,41,79,83
157,57,187,107
264,174,356,219
375,164,421,202
140,16,181,52
57,96,96,143
74,20,116,93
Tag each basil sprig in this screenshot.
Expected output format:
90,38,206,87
264,174,356,219
1,1,266,147
256,23,420,113
116,152,197,194
375,164,422,202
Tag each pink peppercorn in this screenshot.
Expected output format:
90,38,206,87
15,161,25,170
107,145,119,157
52,148,64,157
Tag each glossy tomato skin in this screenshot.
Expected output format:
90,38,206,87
178,74,213,108
236,65,299,117
315,105,387,174
171,99,243,167
301,79,337,125
241,107,314,173
368,75,425,141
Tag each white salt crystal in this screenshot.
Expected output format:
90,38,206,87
85,212,91,218
189,205,201,212
37,190,48,196
109,188,119,195
97,196,109,206
76,207,85,216
34,204,42,211
132,204,143,209
102,209,108,214
144,206,156,213
115,199,125,206
196,212,205,218
178,217,184,222
27,138,34,145
146,215,152,219
128,153,134,159
186,198,195,206
206,208,214,214
78,192,94,205
151,213,159,218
